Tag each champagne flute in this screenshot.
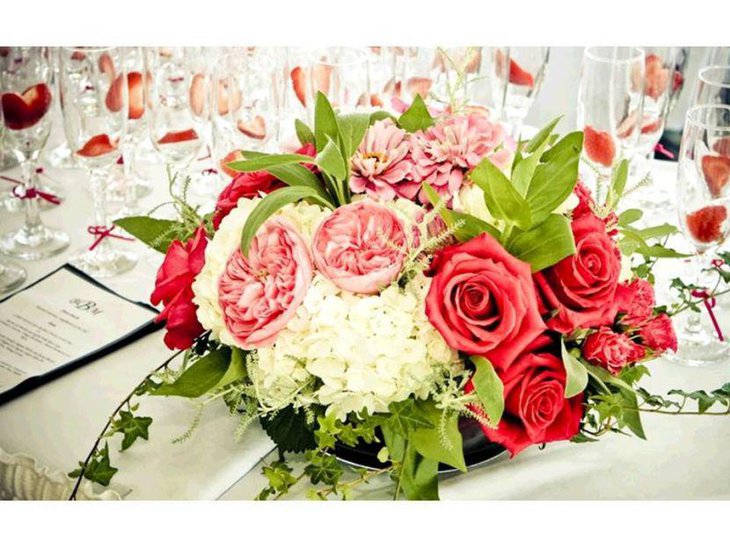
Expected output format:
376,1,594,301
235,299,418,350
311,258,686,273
0,47,69,260
672,105,730,365
667,47,689,114
304,47,369,120
577,46,645,203
490,47,550,140
59,46,137,277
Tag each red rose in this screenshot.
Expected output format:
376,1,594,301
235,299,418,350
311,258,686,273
467,336,584,456
150,226,208,350
573,180,618,235
534,212,622,334
616,278,655,326
212,143,316,229
582,326,645,374
639,313,678,355
425,232,546,369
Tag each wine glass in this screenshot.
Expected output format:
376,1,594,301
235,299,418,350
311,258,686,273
490,47,550,140
59,46,137,277
304,47,369,119
0,47,69,260
672,105,730,365
692,65,730,108
431,47,483,111
667,47,689,114
144,47,204,194
211,51,282,187
577,46,645,203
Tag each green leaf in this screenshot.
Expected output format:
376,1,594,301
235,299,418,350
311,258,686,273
265,163,329,199
314,91,340,152
117,410,153,451
295,118,315,146
410,401,466,472
304,451,343,486
512,138,551,196
618,388,646,440
72,442,118,487
633,223,678,240
386,399,433,437
316,137,348,181
400,445,439,500
240,186,333,255
560,338,588,398
525,131,582,226
112,216,184,254
381,423,407,463
260,407,317,453
153,348,231,398
606,159,629,210
506,214,575,272
523,116,563,153
397,94,434,133
469,356,504,425
227,152,314,173
618,230,690,258
214,347,247,390
422,182,500,241
618,208,643,227
337,112,369,160
469,157,531,230
369,110,397,125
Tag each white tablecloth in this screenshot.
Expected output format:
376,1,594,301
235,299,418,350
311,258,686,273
1,154,729,500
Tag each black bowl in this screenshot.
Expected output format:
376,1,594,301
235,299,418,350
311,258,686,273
334,417,506,473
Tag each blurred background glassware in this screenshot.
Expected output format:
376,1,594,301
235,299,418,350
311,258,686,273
0,257,26,295
107,46,154,216
489,47,550,140
144,47,205,198
400,47,439,108
364,46,406,111
211,50,282,191
667,47,689,114
430,47,483,111
59,46,137,277
576,46,645,202
0,47,69,260
42,48,75,170
303,47,369,120
692,65,730,108
671,104,730,365
631,47,679,207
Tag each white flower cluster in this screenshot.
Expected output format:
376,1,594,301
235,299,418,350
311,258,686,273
192,196,459,420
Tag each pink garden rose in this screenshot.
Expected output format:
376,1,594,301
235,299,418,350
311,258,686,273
312,200,408,294
350,118,417,201
410,113,507,204
218,219,313,348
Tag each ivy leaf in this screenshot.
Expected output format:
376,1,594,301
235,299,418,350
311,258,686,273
400,445,439,500
385,399,433,437
153,348,231,398
260,406,316,453
469,157,531,230
112,216,184,254
410,402,466,472
560,338,589,398
117,410,153,451
398,94,434,133
617,388,646,440
239,186,334,255
469,356,504,425
70,442,118,487
506,214,575,272
295,118,315,146
304,451,343,486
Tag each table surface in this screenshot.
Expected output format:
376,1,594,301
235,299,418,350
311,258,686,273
1,144,729,500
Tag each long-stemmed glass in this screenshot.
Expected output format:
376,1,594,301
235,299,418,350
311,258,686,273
304,47,369,119
59,47,137,277
577,47,645,203
490,47,550,140
0,47,69,259
673,105,730,365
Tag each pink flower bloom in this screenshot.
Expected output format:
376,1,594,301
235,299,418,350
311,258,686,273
312,200,408,294
639,313,678,355
350,119,417,201
218,219,313,349
410,113,507,204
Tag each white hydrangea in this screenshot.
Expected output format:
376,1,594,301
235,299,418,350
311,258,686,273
252,272,459,419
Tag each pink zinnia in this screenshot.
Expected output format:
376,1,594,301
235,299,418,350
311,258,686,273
410,113,507,204
349,119,416,201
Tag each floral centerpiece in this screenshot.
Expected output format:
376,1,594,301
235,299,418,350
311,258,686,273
69,93,730,501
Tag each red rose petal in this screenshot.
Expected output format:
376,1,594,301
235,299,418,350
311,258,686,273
189,73,206,117
290,66,306,107
236,116,266,140
686,205,728,244
645,53,670,100
1,83,52,131
583,125,615,167
701,155,730,198
157,129,199,144
220,150,244,178
406,77,432,98
77,133,117,157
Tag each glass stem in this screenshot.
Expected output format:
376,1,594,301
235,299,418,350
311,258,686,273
21,158,42,231
89,168,111,256
684,252,713,336
509,115,523,142
122,141,139,211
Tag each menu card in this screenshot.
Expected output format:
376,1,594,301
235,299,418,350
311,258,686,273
0,265,159,405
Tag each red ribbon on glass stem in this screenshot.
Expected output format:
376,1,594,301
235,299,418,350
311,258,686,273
690,289,724,342
87,225,134,251
0,167,61,205
654,143,675,160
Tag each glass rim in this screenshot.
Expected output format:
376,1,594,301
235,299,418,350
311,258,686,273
685,104,730,130
60,46,116,54
583,46,644,64
306,47,369,68
698,65,730,89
